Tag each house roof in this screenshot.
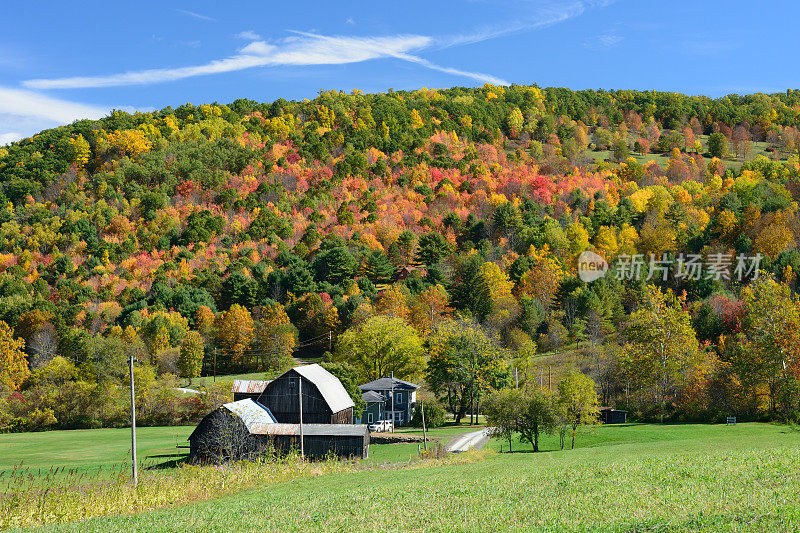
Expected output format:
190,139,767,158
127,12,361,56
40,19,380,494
290,363,355,413
222,398,277,433
249,423,369,437
231,379,271,394
359,376,420,392
361,391,385,404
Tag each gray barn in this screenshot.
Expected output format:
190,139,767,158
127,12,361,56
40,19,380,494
259,364,354,425
189,398,369,462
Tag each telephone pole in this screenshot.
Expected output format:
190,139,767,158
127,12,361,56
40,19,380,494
298,377,305,458
390,371,395,433
421,402,428,451
129,354,138,487
213,348,217,382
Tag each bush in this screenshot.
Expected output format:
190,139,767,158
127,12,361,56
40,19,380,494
410,401,446,428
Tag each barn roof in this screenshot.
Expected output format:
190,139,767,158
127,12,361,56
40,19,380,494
361,391,385,403
359,376,420,392
291,364,355,413
222,399,277,432
231,379,271,394
249,423,369,437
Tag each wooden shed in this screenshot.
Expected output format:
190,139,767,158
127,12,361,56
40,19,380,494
260,364,354,425
599,407,628,424
188,398,369,463
231,379,271,402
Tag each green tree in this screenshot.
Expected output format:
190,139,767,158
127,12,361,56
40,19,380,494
426,319,509,423
518,387,558,452
321,361,366,419
622,285,702,422
484,388,523,451
558,371,599,449
708,132,728,158
333,315,425,382
178,331,205,379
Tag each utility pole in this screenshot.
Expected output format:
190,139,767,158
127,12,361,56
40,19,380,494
129,354,138,487
421,401,428,452
298,377,304,459
213,348,217,383
540,367,543,388
514,367,519,389
548,366,551,390
328,331,332,352
390,371,395,433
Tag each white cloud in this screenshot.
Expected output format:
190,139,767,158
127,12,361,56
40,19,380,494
436,0,615,48
0,132,22,146
346,17,355,26
236,30,262,40
175,9,215,22
24,34,434,89
0,87,113,142
0,87,110,123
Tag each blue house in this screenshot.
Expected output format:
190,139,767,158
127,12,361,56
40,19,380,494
358,376,420,427
355,391,385,425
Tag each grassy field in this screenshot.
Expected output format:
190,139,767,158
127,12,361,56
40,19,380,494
0,425,194,480
37,422,800,532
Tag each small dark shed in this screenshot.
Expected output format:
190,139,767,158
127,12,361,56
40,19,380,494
231,379,271,402
189,399,369,463
599,408,628,424
260,364,355,425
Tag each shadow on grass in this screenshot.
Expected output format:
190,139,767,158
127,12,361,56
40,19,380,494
143,453,190,471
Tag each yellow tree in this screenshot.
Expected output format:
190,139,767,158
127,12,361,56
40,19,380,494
253,302,298,371
0,320,28,391
375,285,410,321
178,331,205,379
409,284,452,335
215,304,254,366
410,109,424,129
516,256,564,312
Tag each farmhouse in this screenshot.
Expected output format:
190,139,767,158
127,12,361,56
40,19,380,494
189,398,369,462
356,390,386,425
231,379,271,402
260,364,355,424
359,376,419,427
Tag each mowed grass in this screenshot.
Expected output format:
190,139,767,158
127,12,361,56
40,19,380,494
44,423,800,532
0,426,195,481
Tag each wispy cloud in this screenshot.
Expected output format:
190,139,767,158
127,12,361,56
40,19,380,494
436,0,616,48
345,17,355,26
583,30,623,50
23,1,612,91
0,87,110,123
0,87,113,142
0,132,22,146
174,9,215,22
236,30,262,40
24,34,434,89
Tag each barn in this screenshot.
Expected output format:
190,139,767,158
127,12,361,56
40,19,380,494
189,398,369,462
259,364,354,424
231,379,271,402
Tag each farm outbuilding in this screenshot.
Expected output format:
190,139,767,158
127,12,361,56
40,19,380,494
188,398,369,462
599,408,628,424
259,364,355,424
231,379,271,402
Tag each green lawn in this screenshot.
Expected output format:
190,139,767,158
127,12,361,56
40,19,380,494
41,422,800,532
0,425,195,480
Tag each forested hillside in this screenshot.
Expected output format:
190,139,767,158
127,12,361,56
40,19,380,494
1,84,800,431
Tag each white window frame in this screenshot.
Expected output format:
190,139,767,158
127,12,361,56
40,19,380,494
394,411,403,423
395,391,404,405
368,412,374,424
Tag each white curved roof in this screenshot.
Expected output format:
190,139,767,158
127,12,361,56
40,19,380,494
293,363,355,413
223,398,277,432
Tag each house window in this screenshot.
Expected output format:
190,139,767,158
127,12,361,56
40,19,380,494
394,411,403,423
395,391,404,405
368,412,374,423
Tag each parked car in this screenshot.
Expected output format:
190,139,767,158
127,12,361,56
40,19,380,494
368,419,393,432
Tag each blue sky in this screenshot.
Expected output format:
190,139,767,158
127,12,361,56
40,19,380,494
1,0,799,144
